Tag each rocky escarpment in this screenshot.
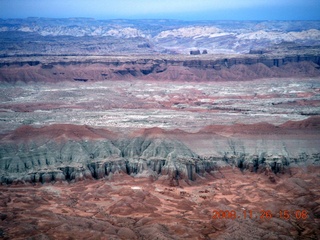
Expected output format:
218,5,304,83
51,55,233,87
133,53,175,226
0,54,319,83
0,137,202,184
1,54,320,68
1,122,319,185
1,137,319,185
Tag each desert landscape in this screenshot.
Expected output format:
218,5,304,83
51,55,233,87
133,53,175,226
1,166,319,239
0,16,320,239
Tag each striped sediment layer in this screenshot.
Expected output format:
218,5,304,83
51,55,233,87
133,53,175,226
1,117,319,184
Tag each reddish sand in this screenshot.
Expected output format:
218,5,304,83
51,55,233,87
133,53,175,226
0,166,319,239
1,124,118,143
1,117,319,144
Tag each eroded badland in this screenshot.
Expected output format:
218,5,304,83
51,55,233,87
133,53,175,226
0,19,320,239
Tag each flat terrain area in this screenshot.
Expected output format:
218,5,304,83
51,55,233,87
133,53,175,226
1,77,319,134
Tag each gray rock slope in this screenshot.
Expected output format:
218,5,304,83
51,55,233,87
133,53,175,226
0,137,197,184
1,136,319,184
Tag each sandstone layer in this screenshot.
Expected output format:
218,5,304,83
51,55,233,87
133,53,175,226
0,54,319,83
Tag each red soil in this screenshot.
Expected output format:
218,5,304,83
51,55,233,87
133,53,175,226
200,117,320,136
1,117,319,144
0,166,319,239
1,124,117,143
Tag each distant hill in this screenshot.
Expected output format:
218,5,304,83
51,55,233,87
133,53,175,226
0,18,320,56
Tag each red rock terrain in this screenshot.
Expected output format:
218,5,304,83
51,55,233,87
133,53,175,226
0,74,319,239
2,124,117,143
0,56,319,83
1,18,320,239
0,165,319,239
0,118,319,239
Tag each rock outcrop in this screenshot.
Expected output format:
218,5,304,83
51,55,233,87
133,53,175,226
1,120,319,184
190,50,200,55
0,136,201,184
0,54,319,83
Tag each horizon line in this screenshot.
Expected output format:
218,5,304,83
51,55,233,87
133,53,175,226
1,17,320,22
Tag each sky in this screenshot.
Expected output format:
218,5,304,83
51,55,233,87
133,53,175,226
0,0,319,21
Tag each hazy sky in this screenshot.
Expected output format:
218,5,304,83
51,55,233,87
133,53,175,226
0,0,319,20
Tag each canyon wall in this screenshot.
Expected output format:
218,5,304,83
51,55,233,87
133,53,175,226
0,54,320,83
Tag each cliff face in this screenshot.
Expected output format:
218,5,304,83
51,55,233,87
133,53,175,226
0,54,319,83
0,136,201,184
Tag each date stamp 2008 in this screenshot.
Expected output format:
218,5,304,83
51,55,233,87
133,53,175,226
212,210,308,220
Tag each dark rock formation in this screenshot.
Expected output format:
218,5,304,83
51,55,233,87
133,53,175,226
73,78,88,82
190,50,200,55
138,43,151,48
